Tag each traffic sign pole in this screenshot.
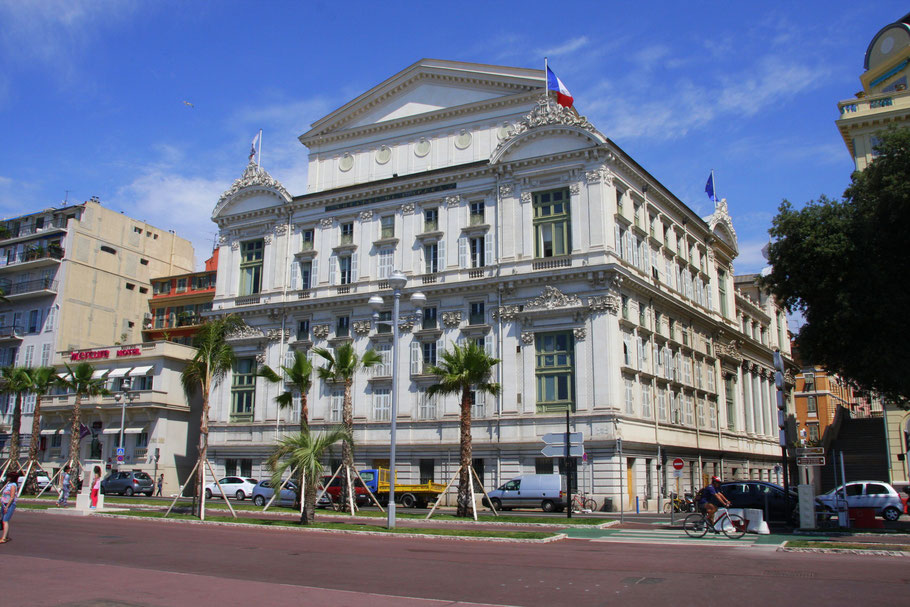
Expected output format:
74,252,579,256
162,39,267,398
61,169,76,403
565,410,571,520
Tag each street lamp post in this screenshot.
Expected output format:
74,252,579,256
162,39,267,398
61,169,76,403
113,377,137,469
370,270,424,530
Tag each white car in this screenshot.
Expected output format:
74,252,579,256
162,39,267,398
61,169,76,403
815,481,904,521
204,476,258,500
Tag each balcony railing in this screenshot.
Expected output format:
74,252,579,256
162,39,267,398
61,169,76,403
1,278,58,296
532,256,571,271
421,273,438,284
0,325,23,339
0,218,68,241
0,246,64,268
236,294,261,306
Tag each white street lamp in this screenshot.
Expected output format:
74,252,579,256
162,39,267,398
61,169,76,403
370,270,424,529
113,376,137,469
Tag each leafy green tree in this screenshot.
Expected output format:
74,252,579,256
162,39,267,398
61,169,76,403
268,425,350,524
180,315,245,515
259,350,314,508
427,341,501,517
59,362,110,475
313,342,382,505
0,366,32,468
762,126,910,406
23,367,60,493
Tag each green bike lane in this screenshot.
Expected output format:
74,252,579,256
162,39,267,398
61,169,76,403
561,524,787,548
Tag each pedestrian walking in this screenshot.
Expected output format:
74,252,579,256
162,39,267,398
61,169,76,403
1,470,21,544
156,474,164,497
90,466,102,509
57,465,72,507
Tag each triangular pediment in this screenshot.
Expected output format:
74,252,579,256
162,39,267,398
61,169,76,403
301,59,543,142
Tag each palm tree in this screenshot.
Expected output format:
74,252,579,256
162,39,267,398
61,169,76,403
258,350,314,509
59,362,109,478
268,425,350,524
0,366,32,470
23,367,59,494
427,341,501,517
180,315,245,516
313,342,382,505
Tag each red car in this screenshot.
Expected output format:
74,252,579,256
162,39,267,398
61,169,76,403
320,475,370,506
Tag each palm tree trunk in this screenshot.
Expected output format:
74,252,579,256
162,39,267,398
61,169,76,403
340,379,354,506
302,476,317,524
24,394,43,494
457,387,473,518
8,392,22,466
68,394,83,480
294,393,309,511
197,387,210,518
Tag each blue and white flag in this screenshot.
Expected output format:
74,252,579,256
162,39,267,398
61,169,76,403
705,172,716,203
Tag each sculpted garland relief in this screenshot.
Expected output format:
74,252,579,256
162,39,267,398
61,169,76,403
442,311,462,328
312,324,330,339
353,320,372,335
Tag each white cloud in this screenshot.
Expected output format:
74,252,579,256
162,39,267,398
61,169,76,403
539,36,589,58
734,239,771,274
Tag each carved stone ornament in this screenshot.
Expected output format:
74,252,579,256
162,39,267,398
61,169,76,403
525,286,583,311
266,328,291,342
491,305,520,322
445,195,462,208
442,311,462,328
312,324,330,339
585,166,613,185
230,240,240,251
217,233,228,246
587,295,620,315
319,217,335,228
493,95,605,157
399,202,415,215
358,210,373,221
274,224,288,236
607,273,623,293
784,370,795,385
573,327,587,341
715,339,743,363
264,233,273,245
227,325,264,340
255,353,266,364
499,183,514,198
520,191,532,204
521,331,535,345
398,318,415,332
216,159,291,207
352,320,372,335
569,183,581,195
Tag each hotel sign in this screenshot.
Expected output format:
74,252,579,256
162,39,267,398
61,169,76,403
69,347,142,361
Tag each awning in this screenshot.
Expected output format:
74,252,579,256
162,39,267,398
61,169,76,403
103,424,146,435
128,365,153,376
40,428,65,436
107,368,132,378
56,372,72,381
91,369,110,379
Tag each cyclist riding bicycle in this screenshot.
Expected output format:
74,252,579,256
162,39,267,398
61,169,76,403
697,476,731,526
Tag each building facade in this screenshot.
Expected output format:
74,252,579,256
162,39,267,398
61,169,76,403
142,250,218,345
38,341,202,494
207,60,795,509
792,366,854,443
836,11,910,170
0,199,195,451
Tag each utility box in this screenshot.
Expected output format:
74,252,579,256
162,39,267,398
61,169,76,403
798,484,815,529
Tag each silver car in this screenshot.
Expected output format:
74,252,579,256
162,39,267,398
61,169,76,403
816,481,904,521
251,480,332,508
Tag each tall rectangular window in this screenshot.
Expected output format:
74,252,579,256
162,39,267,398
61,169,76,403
374,344,392,376
336,315,350,338
41,343,51,367
378,248,393,279
424,208,438,232
230,358,256,422
296,319,310,341
23,345,34,367
301,228,314,251
684,395,694,426
469,301,485,325
418,388,437,419
725,375,736,431
471,389,485,418
807,396,817,415
641,382,652,418
176,278,187,293
422,306,438,330
717,269,728,317
624,378,636,415
469,236,485,267
373,388,391,421
380,215,395,239
422,341,437,370
239,240,263,295
340,222,354,245
470,201,485,225
535,332,575,412
338,255,352,284
330,389,343,422
533,188,571,258
697,397,706,427
657,387,668,421
28,309,40,333
803,373,815,392
376,310,392,334
424,243,438,274
299,261,313,289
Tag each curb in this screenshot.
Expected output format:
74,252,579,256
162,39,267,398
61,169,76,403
778,546,908,557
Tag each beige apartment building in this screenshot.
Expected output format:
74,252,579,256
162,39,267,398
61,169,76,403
0,198,195,452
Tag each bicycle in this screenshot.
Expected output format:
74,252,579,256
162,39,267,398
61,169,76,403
682,508,747,539
570,493,598,513
662,492,693,513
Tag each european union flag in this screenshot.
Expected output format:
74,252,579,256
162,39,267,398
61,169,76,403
705,173,716,203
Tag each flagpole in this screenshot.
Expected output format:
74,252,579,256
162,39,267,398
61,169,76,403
544,56,550,114
712,169,717,204
257,129,263,169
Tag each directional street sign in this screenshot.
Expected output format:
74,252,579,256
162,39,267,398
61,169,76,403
797,447,824,456
541,444,584,458
542,432,583,445
797,456,825,467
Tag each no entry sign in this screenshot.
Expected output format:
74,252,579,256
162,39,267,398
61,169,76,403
672,458,684,471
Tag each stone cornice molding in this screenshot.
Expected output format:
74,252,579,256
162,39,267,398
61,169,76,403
715,339,744,363
213,160,292,220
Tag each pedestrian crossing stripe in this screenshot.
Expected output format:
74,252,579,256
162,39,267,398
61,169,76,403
565,528,760,547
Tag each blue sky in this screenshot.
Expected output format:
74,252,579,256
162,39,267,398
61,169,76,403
0,0,903,291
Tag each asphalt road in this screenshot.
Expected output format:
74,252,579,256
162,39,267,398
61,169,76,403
0,510,905,606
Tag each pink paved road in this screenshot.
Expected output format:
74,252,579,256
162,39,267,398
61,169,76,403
0,510,906,606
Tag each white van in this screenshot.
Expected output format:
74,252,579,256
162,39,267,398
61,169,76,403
482,474,567,512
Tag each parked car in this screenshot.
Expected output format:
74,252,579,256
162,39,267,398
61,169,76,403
32,472,52,491
101,470,155,496
815,481,904,521
252,480,333,508
204,476,258,500
320,475,370,506
719,481,798,523
482,474,567,512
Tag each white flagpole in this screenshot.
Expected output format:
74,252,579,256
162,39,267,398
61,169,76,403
257,129,263,169
544,57,550,113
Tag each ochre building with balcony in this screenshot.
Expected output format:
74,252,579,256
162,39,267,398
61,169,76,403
142,250,218,345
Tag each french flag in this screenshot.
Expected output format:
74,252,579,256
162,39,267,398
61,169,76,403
546,66,574,108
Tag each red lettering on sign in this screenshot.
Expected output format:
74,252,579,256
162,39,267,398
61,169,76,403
70,350,111,361
116,348,141,357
